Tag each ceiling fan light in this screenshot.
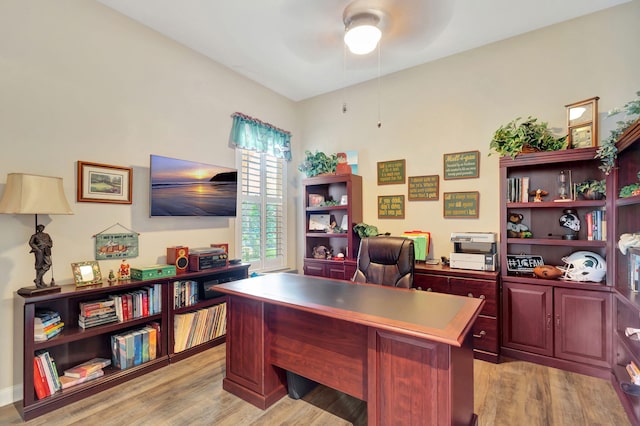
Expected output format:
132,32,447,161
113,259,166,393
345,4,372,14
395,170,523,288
344,13,381,55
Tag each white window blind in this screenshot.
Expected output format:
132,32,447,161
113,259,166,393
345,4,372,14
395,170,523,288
238,149,286,271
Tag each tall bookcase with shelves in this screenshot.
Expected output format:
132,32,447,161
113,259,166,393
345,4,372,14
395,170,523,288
608,119,640,423
500,147,613,378
302,174,362,280
18,263,249,420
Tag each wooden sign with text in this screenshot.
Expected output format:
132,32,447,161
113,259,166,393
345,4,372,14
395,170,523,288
443,191,479,218
377,159,406,185
443,151,479,180
408,175,439,201
378,195,405,219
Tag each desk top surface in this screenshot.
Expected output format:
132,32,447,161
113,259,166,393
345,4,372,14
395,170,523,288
215,273,483,346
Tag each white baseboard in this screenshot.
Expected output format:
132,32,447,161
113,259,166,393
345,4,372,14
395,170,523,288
0,383,21,408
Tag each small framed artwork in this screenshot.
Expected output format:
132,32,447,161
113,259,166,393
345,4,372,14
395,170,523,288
308,194,325,207
71,261,103,287
565,96,599,149
340,195,348,205
77,161,133,204
630,248,640,292
309,214,330,231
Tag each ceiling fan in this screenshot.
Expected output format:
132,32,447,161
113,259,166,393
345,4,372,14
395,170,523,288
279,0,455,64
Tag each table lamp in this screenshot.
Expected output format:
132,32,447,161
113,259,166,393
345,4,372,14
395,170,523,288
0,173,73,296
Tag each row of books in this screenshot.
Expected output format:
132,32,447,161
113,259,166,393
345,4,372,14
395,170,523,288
110,322,160,370
33,351,62,399
585,210,606,241
173,280,199,308
78,284,162,329
34,309,64,342
34,352,111,399
506,177,530,203
174,303,226,353
108,284,162,323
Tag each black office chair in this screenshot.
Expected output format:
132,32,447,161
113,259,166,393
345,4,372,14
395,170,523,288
352,236,415,288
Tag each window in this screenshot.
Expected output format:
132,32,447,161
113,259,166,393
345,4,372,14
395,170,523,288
237,149,286,271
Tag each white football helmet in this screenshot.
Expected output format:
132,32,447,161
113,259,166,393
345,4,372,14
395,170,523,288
560,251,606,282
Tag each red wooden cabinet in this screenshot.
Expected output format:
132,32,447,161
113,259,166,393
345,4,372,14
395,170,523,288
302,174,362,280
414,264,500,363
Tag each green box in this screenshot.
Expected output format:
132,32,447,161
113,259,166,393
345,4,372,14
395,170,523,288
130,264,176,281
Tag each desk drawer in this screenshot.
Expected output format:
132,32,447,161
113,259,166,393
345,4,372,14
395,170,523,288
413,273,449,293
449,279,497,317
472,315,498,353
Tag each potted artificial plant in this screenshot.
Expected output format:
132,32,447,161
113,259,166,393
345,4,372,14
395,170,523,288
576,179,606,200
489,116,567,158
298,150,338,177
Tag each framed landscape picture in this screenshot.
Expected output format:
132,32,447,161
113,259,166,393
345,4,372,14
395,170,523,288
77,161,132,204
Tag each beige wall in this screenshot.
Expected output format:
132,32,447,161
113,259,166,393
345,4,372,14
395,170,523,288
0,0,299,404
0,0,638,408
297,1,640,264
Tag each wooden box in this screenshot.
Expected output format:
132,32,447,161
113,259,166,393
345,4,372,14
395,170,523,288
130,264,176,281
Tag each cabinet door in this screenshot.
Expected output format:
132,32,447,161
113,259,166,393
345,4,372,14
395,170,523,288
554,288,611,367
502,282,553,356
413,273,449,293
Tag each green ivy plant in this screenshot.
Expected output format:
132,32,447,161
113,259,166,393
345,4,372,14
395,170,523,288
489,116,567,158
596,90,640,175
619,171,640,198
297,150,337,177
575,179,606,200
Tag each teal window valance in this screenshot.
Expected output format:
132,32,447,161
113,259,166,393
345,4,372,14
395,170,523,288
230,112,292,161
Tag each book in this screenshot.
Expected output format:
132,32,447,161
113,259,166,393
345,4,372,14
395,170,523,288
145,326,157,360
35,321,65,341
33,357,50,399
133,330,143,366
64,357,111,378
79,299,115,313
34,309,60,324
37,352,58,394
59,369,104,389
585,212,593,241
78,314,118,329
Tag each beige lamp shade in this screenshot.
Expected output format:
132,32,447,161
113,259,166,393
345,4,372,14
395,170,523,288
0,173,73,215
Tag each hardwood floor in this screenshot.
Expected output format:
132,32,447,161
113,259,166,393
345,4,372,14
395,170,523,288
0,344,630,425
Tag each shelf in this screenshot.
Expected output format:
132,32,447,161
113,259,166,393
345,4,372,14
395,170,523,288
306,232,348,238
33,313,163,350
502,274,611,290
507,238,607,247
499,147,599,167
617,194,640,207
169,335,225,363
507,200,606,209
306,205,348,212
173,296,227,315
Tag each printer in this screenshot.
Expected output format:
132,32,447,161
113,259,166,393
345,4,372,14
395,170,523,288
450,232,498,271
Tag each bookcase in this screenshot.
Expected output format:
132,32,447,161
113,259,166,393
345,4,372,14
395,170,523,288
18,263,249,420
499,148,613,378
302,174,362,280
608,119,640,423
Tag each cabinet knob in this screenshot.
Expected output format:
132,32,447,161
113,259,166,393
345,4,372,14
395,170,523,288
546,314,552,329
416,286,423,291
473,330,486,339
556,314,560,326
427,288,433,292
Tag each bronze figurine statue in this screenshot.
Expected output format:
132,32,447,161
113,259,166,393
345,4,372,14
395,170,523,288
29,224,53,288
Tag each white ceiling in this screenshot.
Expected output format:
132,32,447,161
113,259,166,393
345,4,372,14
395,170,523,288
97,0,629,101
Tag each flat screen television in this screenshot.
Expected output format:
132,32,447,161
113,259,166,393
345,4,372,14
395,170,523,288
150,154,238,217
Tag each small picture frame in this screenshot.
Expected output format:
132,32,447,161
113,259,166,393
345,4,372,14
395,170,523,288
77,161,133,204
71,261,103,287
340,195,348,205
308,194,325,207
565,96,599,149
630,248,640,292
309,214,330,231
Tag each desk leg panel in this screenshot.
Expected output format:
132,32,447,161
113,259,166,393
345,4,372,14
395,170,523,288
223,296,287,409
268,305,367,400
368,329,476,426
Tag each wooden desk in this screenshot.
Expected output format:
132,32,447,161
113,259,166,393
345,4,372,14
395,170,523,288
216,273,483,425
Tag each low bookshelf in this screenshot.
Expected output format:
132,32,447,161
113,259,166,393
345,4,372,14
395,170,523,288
17,263,249,420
